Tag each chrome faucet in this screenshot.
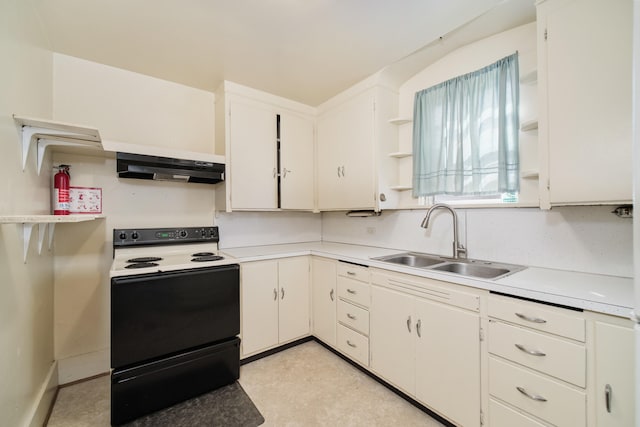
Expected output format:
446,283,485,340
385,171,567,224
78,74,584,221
420,203,467,259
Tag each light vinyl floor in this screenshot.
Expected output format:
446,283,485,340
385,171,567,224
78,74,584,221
47,341,444,426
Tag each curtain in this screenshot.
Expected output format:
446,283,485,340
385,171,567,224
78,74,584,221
412,52,520,197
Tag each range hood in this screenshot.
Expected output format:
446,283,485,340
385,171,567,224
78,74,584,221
116,152,225,184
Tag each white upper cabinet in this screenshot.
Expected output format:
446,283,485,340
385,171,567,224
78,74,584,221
317,82,399,211
229,99,279,209
536,0,633,207
216,81,316,212
280,112,315,210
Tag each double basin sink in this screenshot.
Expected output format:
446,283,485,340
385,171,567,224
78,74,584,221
371,252,525,280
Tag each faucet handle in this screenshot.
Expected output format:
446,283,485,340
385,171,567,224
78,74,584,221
455,244,467,259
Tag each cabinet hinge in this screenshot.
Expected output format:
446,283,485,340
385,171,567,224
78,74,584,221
544,28,548,41
479,327,485,342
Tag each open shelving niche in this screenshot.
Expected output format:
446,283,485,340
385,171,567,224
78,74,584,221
9,115,108,262
388,117,413,192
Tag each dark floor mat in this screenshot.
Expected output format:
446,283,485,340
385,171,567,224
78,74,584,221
123,382,264,427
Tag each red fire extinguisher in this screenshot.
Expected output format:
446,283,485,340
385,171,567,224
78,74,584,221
53,164,71,215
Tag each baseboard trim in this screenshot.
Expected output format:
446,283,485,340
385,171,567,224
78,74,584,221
27,361,58,427
240,336,314,365
57,348,110,385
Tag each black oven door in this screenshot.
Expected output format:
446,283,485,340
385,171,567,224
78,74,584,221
111,264,240,369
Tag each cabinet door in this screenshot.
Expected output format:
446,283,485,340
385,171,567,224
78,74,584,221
540,0,632,205
317,106,347,209
280,112,314,210
415,298,481,427
278,257,310,343
370,285,415,395
594,321,635,427
229,100,278,209
317,91,375,210
311,257,337,346
340,90,375,209
241,261,279,356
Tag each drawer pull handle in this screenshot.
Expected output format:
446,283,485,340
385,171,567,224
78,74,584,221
347,313,356,320
515,312,547,324
347,271,356,276
406,316,412,333
347,340,357,348
330,289,335,301
516,386,547,402
515,344,546,357
416,319,422,338
347,288,356,294
281,287,285,300
273,288,278,301
605,384,612,413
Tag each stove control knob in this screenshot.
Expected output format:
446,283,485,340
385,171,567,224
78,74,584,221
119,232,127,240
179,230,188,238
131,232,139,240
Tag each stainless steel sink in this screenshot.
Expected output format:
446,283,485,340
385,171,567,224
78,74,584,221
372,252,525,280
431,262,511,279
372,252,445,268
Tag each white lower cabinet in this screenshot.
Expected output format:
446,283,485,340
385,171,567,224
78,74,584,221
489,357,586,426
306,258,635,427
487,294,587,426
241,257,310,357
370,270,482,427
593,320,635,427
335,262,371,367
311,257,337,346
489,399,547,427
337,323,369,366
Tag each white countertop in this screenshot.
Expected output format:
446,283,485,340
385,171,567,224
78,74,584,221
221,241,634,318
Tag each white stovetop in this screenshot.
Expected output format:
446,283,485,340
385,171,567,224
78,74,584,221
110,243,239,277
221,241,634,318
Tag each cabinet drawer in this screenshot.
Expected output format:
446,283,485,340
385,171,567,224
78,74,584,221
488,295,585,342
337,277,370,308
337,300,369,336
337,324,369,366
337,263,370,283
489,357,586,427
488,321,586,387
489,399,546,427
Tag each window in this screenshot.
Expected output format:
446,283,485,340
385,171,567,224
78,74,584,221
412,53,520,203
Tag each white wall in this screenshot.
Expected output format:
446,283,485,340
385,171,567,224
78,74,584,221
51,57,218,383
322,207,632,277
53,54,216,153
0,1,57,426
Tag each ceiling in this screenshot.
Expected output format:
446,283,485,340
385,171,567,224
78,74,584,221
35,0,535,106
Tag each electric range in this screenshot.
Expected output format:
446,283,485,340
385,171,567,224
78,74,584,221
109,226,240,425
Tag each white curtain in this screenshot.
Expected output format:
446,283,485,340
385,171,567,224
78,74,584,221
412,53,520,197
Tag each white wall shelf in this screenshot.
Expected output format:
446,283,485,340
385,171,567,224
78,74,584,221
388,117,412,125
389,185,413,191
520,119,539,132
0,214,105,263
520,169,540,179
520,69,538,85
388,151,412,158
13,115,104,175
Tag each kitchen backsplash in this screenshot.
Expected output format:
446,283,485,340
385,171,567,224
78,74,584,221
215,211,322,248
321,206,633,277
213,206,631,277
